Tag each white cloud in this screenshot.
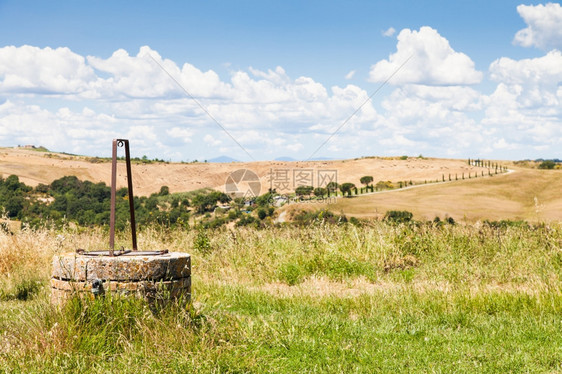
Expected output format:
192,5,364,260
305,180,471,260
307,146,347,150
375,84,486,156
87,46,228,99
286,142,304,152
513,3,562,50
493,138,517,150
1,40,560,161
369,27,482,86
482,49,562,151
489,50,562,87
166,127,193,143
382,27,396,37
203,134,222,146
478,48,562,155
0,100,117,155
344,70,356,80
487,51,562,123
0,45,97,95
0,45,383,160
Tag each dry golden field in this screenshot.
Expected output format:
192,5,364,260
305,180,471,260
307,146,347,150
309,167,562,222
1,147,559,222
0,148,487,195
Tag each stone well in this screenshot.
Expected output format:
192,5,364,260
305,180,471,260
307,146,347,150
50,251,191,305
50,139,192,306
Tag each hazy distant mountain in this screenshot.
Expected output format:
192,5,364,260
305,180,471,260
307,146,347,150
208,155,239,163
307,156,333,161
274,156,297,161
273,156,334,161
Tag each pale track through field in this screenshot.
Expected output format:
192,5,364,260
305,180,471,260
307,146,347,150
330,168,516,198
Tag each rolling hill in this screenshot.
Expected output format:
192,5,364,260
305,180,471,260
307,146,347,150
1,147,559,222
297,167,562,223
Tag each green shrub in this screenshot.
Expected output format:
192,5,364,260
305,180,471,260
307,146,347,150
278,263,304,285
348,216,361,226
538,160,556,169
236,214,259,227
293,209,347,226
384,210,413,224
193,229,212,254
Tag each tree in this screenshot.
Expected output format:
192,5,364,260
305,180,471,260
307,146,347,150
159,185,170,196
326,182,339,192
255,192,273,206
360,176,373,187
191,194,216,214
339,183,356,197
313,187,327,198
192,191,231,214
326,181,339,196
35,183,49,193
3,193,24,218
257,208,267,220
49,176,81,194
4,175,31,193
538,160,556,169
384,210,413,224
295,185,314,197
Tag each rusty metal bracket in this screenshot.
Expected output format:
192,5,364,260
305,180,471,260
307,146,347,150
76,249,168,257
109,139,137,256
74,139,169,257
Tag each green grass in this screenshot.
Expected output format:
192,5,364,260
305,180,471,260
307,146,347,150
1,222,561,372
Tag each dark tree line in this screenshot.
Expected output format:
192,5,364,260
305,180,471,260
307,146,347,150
0,175,198,230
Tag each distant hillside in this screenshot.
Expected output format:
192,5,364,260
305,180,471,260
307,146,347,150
208,155,239,163
274,156,297,161
305,167,562,223
2,147,536,223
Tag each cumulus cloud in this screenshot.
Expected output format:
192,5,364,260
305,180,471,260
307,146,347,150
513,3,562,50
489,50,562,86
487,51,562,122
203,134,222,146
0,45,97,95
166,127,193,143
0,45,381,160
376,84,486,156
369,27,482,86
482,50,562,151
0,100,117,154
88,46,229,99
1,40,560,161
382,27,396,37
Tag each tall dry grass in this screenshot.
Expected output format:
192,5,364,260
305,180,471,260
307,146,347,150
0,220,561,372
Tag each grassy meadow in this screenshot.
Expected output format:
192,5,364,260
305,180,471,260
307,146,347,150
1,221,561,373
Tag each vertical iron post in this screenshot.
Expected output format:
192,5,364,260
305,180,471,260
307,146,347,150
123,140,138,251
109,139,138,255
109,140,118,256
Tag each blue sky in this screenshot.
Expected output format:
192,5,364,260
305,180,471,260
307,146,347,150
0,0,560,161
